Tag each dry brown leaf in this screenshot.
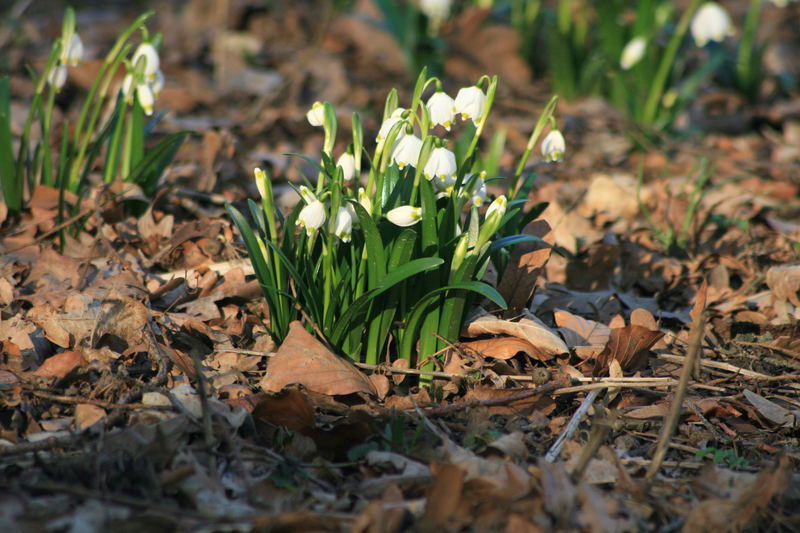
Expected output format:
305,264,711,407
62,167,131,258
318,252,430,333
460,337,547,361
419,463,465,533
260,321,376,396
32,351,87,379
743,389,799,427
252,388,315,431
466,314,567,356
74,404,106,431
498,219,553,316
766,265,800,322
623,403,669,419
368,373,390,400
390,358,409,385
554,310,611,352
594,325,664,376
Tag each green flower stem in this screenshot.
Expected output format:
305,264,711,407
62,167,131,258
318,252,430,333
510,95,559,196
641,0,701,126
104,100,127,183
69,12,153,191
39,85,58,187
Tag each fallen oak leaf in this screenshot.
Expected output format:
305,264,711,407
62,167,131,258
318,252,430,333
593,325,664,376
460,337,548,361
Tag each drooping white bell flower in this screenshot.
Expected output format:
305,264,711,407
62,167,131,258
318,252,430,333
454,86,487,124
541,130,566,162
122,73,155,115
60,33,84,66
306,101,325,127
423,145,457,183
132,42,160,81
391,133,423,169
376,108,407,144
462,172,488,206
386,205,422,227
691,2,734,47
620,37,647,70
48,64,68,89
297,199,327,236
426,91,456,130
332,206,353,242
336,152,357,182
419,0,451,19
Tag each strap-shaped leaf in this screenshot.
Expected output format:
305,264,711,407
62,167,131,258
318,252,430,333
330,256,443,346
351,201,386,289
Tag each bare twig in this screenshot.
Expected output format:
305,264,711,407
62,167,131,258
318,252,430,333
422,379,569,417
545,388,602,463
646,309,706,482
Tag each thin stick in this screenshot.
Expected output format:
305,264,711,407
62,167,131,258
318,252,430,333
657,353,769,379
646,310,706,482
27,390,170,410
545,388,601,463
422,380,569,417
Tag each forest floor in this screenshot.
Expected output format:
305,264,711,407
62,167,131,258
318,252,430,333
1,1,799,531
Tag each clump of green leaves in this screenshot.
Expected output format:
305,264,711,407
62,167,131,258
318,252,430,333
0,6,186,222
228,69,563,369
695,447,751,469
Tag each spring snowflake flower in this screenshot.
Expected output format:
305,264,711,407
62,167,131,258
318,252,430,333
620,37,647,70
376,108,407,144
296,190,327,237
462,172,488,206
122,74,156,115
419,0,451,19
48,64,68,89
306,101,325,127
332,206,353,242
391,133,423,169
541,130,566,162
336,152,356,182
423,146,457,183
426,91,456,130
387,205,422,227
454,86,486,125
691,3,734,47
132,42,160,81
60,33,84,66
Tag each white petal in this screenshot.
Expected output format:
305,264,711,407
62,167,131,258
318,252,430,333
426,91,455,130
65,33,83,66
306,101,325,127
386,205,422,227
358,187,373,214
150,69,165,98
485,195,507,221
254,168,268,202
620,37,646,70
541,130,566,162
423,146,457,182
691,3,733,47
297,200,326,236
48,64,67,89
132,43,160,80
420,0,451,19
391,134,423,169
137,83,155,115
333,206,353,242
454,86,486,124
336,152,356,182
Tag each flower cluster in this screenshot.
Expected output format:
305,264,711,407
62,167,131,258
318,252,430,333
48,12,84,90
122,42,164,116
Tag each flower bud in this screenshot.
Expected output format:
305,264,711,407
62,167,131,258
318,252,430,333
386,205,422,227
620,37,646,70
306,101,325,127
336,152,357,182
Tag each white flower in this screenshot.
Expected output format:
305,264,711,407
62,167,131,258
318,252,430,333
297,200,326,236
391,134,423,169
48,64,68,89
376,108,407,143
541,130,566,162
485,195,507,221
419,0,451,19
620,37,647,70
423,145,457,183
332,206,353,242
254,168,268,202
691,2,734,47
358,187,372,215
426,91,456,130
306,101,325,127
462,172,488,206
336,152,356,182
387,205,422,227
298,185,317,204
60,33,83,66
454,86,486,124
132,42,160,81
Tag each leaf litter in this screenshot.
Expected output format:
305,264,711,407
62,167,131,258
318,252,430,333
0,1,799,531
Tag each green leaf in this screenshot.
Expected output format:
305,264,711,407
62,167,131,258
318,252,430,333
128,131,188,196
352,201,386,289
330,257,443,346
0,76,20,213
